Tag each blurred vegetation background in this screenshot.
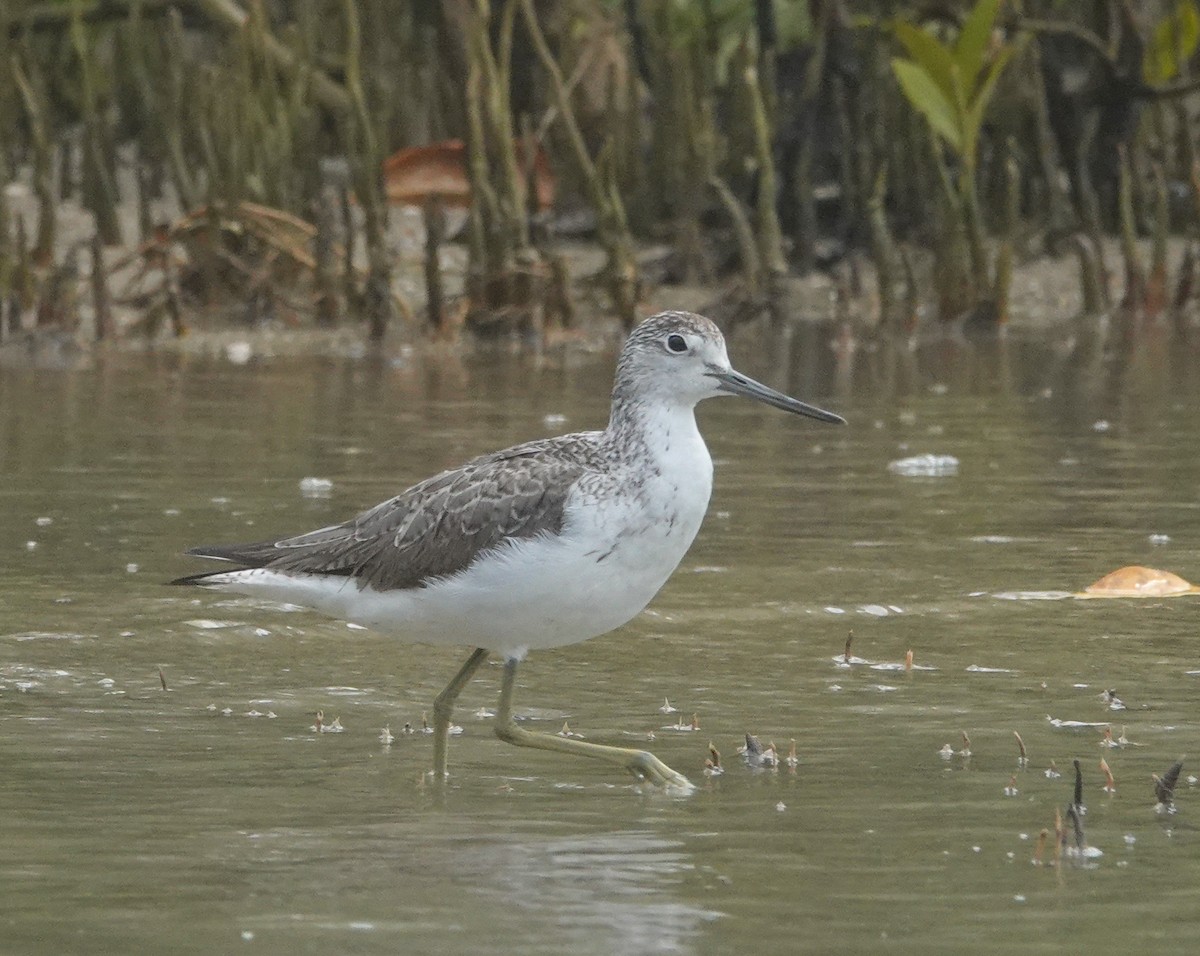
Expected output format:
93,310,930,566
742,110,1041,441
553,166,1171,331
2,0,1200,349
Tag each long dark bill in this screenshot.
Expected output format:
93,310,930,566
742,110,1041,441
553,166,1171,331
710,368,846,424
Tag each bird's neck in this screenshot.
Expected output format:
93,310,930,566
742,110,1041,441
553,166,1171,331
605,395,705,467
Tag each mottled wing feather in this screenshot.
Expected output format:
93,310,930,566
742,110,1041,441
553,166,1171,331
187,437,597,591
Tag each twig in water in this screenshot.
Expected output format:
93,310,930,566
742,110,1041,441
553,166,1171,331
1033,828,1048,866
1013,730,1027,762
705,741,723,775
1066,804,1086,850
158,668,168,691
844,630,854,664
1100,758,1116,793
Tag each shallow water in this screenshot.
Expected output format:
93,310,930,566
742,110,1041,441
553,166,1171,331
3,327,1200,954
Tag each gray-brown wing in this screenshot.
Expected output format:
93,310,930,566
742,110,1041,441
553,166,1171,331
183,439,594,591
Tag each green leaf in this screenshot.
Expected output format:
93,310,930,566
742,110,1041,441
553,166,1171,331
963,45,1016,162
955,0,1003,98
891,57,963,155
1146,0,1200,84
893,21,957,103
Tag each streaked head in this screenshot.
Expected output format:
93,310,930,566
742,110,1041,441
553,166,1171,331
614,311,845,424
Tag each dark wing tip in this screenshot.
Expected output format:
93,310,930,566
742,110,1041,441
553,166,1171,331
183,545,253,563
168,569,232,587
171,544,263,586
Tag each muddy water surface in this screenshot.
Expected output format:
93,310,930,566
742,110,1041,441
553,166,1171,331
3,328,1200,954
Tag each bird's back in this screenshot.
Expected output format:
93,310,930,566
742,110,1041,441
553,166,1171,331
177,430,616,593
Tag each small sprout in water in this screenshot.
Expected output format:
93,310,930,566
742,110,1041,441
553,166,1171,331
660,698,677,714
1033,828,1048,866
1118,727,1130,747
1045,760,1062,779
1014,730,1028,764
1101,689,1126,711
844,630,854,664
960,731,972,757
938,743,955,759
1003,776,1019,797
1073,759,1085,814
1154,758,1185,810
704,742,724,776
785,739,799,768
1101,725,1119,749
904,649,913,672
557,721,584,739
761,742,780,769
379,726,395,745
159,668,168,692
1100,757,1116,793
691,713,700,731
312,710,324,733
320,716,344,734
420,712,433,734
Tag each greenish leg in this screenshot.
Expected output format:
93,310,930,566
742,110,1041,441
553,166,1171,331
431,647,489,778
494,657,693,789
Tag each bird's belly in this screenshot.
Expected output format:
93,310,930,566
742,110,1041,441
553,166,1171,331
204,466,711,659
351,514,696,654
280,487,696,652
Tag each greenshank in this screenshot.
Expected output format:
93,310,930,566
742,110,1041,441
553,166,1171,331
173,311,844,788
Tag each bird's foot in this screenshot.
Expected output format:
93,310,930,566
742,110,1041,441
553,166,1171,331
627,750,695,792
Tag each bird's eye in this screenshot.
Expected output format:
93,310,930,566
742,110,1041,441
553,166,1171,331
666,334,688,354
